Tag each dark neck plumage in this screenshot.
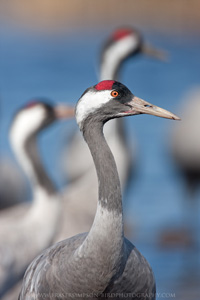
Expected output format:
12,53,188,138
83,119,122,214
24,135,56,195
76,118,124,274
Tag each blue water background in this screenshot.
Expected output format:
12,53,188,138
0,26,200,299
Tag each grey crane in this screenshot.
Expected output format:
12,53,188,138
57,27,166,241
171,89,200,197
160,88,200,247
0,101,74,297
19,81,179,300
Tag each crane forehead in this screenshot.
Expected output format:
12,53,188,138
95,80,115,91
25,100,40,109
112,29,133,41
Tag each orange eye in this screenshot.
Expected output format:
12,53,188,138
111,90,119,97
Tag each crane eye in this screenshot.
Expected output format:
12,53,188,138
111,90,119,97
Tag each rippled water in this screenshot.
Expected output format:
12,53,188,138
0,26,200,299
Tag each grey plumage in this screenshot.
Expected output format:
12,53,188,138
19,234,155,299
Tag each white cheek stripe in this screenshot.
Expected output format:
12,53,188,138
76,90,113,126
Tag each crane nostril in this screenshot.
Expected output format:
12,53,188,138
144,104,152,108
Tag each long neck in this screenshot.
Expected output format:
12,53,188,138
85,120,122,212
79,120,124,258
12,134,56,198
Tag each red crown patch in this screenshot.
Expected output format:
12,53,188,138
95,80,115,91
112,28,133,41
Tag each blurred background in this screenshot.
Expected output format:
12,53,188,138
0,0,200,299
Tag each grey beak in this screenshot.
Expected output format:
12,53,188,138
127,96,181,120
141,44,169,62
54,105,75,119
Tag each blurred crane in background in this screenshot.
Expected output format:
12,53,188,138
0,101,73,298
166,87,200,246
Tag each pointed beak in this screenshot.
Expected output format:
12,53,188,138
141,43,169,62
126,96,180,120
54,104,75,119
